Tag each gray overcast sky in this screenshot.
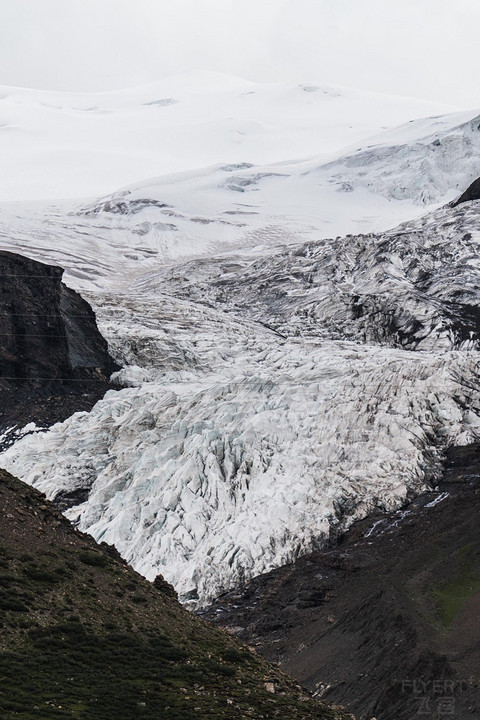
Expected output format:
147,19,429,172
0,0,478,107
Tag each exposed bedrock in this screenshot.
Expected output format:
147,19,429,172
0,250,118,437
452,176,480,206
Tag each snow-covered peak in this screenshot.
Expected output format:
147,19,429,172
0,72,460,202
0,96,477,306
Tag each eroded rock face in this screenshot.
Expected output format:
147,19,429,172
452,176,480,206
0,250,118,435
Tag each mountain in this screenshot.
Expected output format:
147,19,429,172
1,73,480,717
0,468,353,720
77,103,480,258
0,104,478,297
1,77,480,607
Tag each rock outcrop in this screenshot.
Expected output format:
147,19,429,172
0,250,118,437
452,176,480,206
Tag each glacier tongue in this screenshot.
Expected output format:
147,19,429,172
3,216,480,605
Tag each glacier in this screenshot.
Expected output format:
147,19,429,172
1,75,480,606
3,200,480,605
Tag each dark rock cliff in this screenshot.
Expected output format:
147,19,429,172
452,176,480,206
0,250,118,436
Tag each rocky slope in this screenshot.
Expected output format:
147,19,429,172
203,445,480,720
0,251,117,442
0,468,352,720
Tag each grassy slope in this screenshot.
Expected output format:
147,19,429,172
0,470,352,720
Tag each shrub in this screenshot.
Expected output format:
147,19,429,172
78,551,108,567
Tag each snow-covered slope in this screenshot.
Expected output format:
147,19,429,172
0,105,478,296
0,71,458,202
87,106,480,248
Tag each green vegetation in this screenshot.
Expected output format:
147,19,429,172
78,550,109,568
0,470,350,720
432,544,480,629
